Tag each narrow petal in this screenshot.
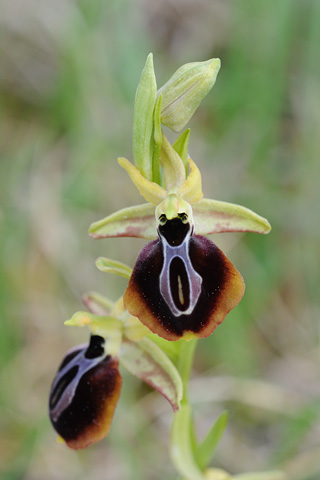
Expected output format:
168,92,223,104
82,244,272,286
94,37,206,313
96,257,132,279
89,203,156,239
193,198,271,235
118,157,167,205
160,134,186,191
49,335,122,449
178,158,203,204
123,234,245,341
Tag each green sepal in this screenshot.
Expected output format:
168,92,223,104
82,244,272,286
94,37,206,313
152,93,162,185
195,411,228,471
96,257,132,279
82,291,115,315
132,53,157,180
173,128,191,174
120,337,183,412
193,198,271,235
89,203,156,239
170,404,204,480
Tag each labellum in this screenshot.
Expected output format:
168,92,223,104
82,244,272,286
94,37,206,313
124,212,245,341
49,335,122,449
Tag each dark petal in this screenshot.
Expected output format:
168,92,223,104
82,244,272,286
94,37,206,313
123,235,245,341
49,335,122,449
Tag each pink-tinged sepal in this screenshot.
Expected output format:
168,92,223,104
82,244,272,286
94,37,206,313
89,203,156,240
49,335,122,449
124,216,245,341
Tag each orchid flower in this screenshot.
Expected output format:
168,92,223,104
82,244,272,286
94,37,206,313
89,131,270,341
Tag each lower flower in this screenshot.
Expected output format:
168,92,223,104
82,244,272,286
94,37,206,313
49,335,122,449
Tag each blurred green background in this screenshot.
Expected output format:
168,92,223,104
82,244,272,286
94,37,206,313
1,0,320,479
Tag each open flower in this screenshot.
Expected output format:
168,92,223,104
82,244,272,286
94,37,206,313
89,134,270,341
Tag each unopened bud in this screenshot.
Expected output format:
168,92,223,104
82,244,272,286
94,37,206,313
158,58,221,132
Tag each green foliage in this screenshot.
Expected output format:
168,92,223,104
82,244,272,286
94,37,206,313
1,0,319,479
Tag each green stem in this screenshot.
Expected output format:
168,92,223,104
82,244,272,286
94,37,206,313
177,339,198,405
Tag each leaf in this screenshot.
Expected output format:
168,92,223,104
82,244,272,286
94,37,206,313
170,404,204,480
89,203,157,239
132,53,157,180
195,411,229,470
193,198,271,235
95,257,132,279
82,291,115,315
120,337,183,412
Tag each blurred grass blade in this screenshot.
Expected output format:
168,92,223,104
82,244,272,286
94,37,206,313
96,257,132,279
132,53,157,180
170,404,204,480
195,411,228,471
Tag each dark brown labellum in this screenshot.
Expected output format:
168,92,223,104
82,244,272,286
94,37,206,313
124,216,245,341
49,335,122,449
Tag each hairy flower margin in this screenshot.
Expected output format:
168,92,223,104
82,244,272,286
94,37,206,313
49,54,274,479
